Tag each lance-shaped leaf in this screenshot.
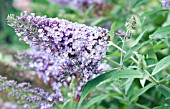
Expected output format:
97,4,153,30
77,69,143,108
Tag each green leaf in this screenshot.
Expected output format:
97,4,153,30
130,83,156,103
110,22,116,40
132,0,148,8
91,16,114,26
153,43,168,52
160,75,170,83
81,95,108,109
133,28,150,46
150,25,170,38
140,9,168,24
62,99,72,109
125,78,134,95
139,71,149,87
85,4,95,15
123,40,153,62
106,51,121,57
152,55,170,75
77,69,143,108
157,85,170,99
153,106,170,109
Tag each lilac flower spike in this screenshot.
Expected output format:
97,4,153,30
160,0,170,8
0,75,57,109
7,11,109,99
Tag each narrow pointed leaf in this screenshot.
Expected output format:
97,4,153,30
150,25,170,38
123,40,153,62
160,75,170,83
130,83,156,103
62,99,72,109
81,95,108,109
152,55,170,75
110,22,116,39
157,85,170,99
153,106,170,109
125,78,134,94
132,0,148,8
140,71,149,87
140,9,168,24
91,16,114,26
133,28,149,46
77,69,143,108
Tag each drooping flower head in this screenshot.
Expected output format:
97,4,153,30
7,11,110,99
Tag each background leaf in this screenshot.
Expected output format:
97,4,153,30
91,16,114,26
157,85,170,99
150,25,170,38
140,9,168,24
132,0,148,8
153,106,170,109
109,22,116,40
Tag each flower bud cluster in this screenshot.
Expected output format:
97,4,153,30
114,30,131,39
114,16,136,39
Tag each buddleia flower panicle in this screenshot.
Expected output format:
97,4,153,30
0,75,58,109
160,0,170,8
7,11,110,100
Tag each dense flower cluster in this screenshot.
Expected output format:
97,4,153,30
16,51,68,101
0,102,18,109
160,0,170,8
7,11,109,99
16,50,112,100
0,76,58,109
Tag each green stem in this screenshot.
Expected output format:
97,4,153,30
144,70,160,85
120,38,125,69
104,58,121,67
110,42,138,64
145,70,170,93
111,83,123,94
147,64,156,68
159,84,170,93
